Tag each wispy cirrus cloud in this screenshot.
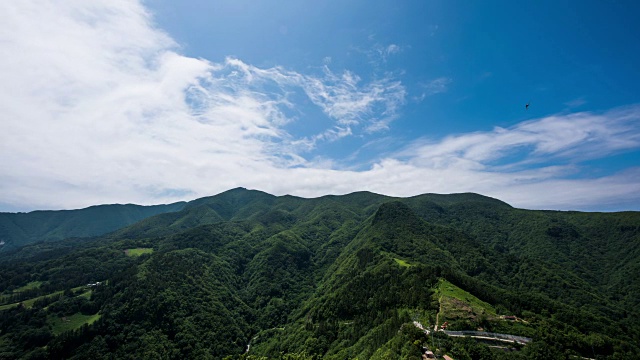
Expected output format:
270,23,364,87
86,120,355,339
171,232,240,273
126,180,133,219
403,106,640,168
361,38,405,66
564,97,587,109
208,58,406,142
415,77,452,101
298,66,405,134
425,77,452,94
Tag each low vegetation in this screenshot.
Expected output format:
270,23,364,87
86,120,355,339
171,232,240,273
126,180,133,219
393,258,413,268
49,313,101,335
13,281,43,292
124,247,153,256
437,278,497,323
0,290,64,311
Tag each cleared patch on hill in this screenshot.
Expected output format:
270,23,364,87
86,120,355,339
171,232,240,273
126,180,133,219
0,291,63,311
49,313,101,335
13,281,43,292
124,247,153,256
0,286,86,311
436,278,497,324
1,281,44,303
77,289,92,299
393,258,413,268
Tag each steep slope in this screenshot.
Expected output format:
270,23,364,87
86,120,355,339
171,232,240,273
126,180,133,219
250,201,640,358
249,202,445,359
402,198,640,318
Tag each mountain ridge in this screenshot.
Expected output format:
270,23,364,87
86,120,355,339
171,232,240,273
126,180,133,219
0,202,187,252
0,189,513,253
0,188,639,358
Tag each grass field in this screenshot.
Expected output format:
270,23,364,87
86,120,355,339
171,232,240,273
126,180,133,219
78,290,92,299
0,290,64,311
0,286,87,311
393,258,413,267
49,313,101,335
125,247,154,256
436,278,497,324
1,281,45,304
13,281,43,292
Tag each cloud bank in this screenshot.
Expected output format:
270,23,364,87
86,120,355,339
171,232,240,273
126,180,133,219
1,1,639,212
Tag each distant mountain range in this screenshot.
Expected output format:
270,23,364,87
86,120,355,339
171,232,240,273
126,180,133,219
0,188,638,359
0,201,186,252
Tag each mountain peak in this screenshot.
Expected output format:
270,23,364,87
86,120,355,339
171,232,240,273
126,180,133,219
372,201,422,227
409,192,512,208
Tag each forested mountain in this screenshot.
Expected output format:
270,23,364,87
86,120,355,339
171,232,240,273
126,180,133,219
0,202,186,252
0,188,639,359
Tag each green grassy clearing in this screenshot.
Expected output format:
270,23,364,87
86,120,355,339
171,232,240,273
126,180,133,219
49,313,101,335
78,290,92,299
13,281,43,292
1,281,44,303
125,247,154,256
0,286,87,311
436,278,497,324
393,258,413,268
0,290,63,311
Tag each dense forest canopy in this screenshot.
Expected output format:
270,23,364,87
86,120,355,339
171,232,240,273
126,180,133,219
0,188,639,359
0,202,186,252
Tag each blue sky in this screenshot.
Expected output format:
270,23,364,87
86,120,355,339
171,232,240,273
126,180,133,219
1,0,639,211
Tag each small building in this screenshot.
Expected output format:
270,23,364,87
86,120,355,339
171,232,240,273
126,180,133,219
443,355,454,360
423,350,435,359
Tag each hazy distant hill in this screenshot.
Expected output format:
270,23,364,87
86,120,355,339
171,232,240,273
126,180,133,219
0,202,186,252
0,188,638,359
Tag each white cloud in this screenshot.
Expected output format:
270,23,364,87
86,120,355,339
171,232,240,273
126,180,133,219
425,77,452,94
262,106,640,211
363,41,403,65
207,59,407,141
1,1,639,212
298,66,406,134
384,106,640,209
386,44,401,56
413,106,640,166
415,77,452,101
0,0,405,210
564,97,587,109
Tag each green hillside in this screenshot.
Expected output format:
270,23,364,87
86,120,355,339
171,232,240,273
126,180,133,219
0,201,186,252
0,188,638,359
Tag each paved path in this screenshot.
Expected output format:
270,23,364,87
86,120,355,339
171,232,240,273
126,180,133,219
443,330,532,345
413,321,430,335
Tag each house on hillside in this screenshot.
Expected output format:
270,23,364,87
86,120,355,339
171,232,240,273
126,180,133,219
422,350,435,359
